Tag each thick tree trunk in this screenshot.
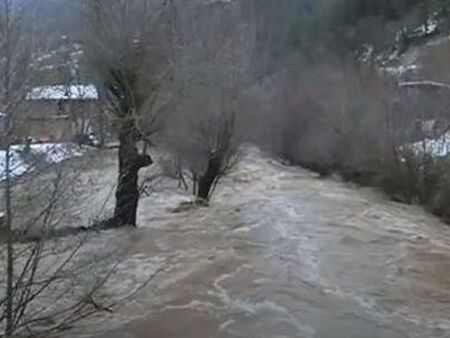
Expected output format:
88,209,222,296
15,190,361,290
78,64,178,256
197,153,222,201
113,126,152,227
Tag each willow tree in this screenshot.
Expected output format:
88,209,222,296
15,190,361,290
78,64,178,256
163,0,257,201
84,0,170,227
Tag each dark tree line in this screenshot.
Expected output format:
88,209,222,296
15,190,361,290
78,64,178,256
284,0,450,59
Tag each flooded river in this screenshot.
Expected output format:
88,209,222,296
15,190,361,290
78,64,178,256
72,148,450,338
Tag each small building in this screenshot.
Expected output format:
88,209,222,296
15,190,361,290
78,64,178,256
397,80,450,140
19,84,100,142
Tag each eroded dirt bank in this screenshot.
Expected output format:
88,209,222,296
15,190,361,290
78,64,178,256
69,148,450,338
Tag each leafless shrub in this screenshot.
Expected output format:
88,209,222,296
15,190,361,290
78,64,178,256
157,154,188,190
0,159,114,337
254,61,396,179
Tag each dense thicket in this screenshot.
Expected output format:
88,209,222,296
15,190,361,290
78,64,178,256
251,0,450,221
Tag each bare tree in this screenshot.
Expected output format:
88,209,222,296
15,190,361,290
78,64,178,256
0,2,123,336
0,1,35,335
165,0,255,201
84,0,171,226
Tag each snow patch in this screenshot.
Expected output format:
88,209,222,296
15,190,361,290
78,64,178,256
0,143,83,179
415,19,439,36
27,85,99,101
384,64,419,76
409,133,450,157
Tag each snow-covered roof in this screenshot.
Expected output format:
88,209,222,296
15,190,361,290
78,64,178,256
27,85,99,101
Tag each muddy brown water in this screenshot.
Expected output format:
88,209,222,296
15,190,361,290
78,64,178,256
70,148,450,338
